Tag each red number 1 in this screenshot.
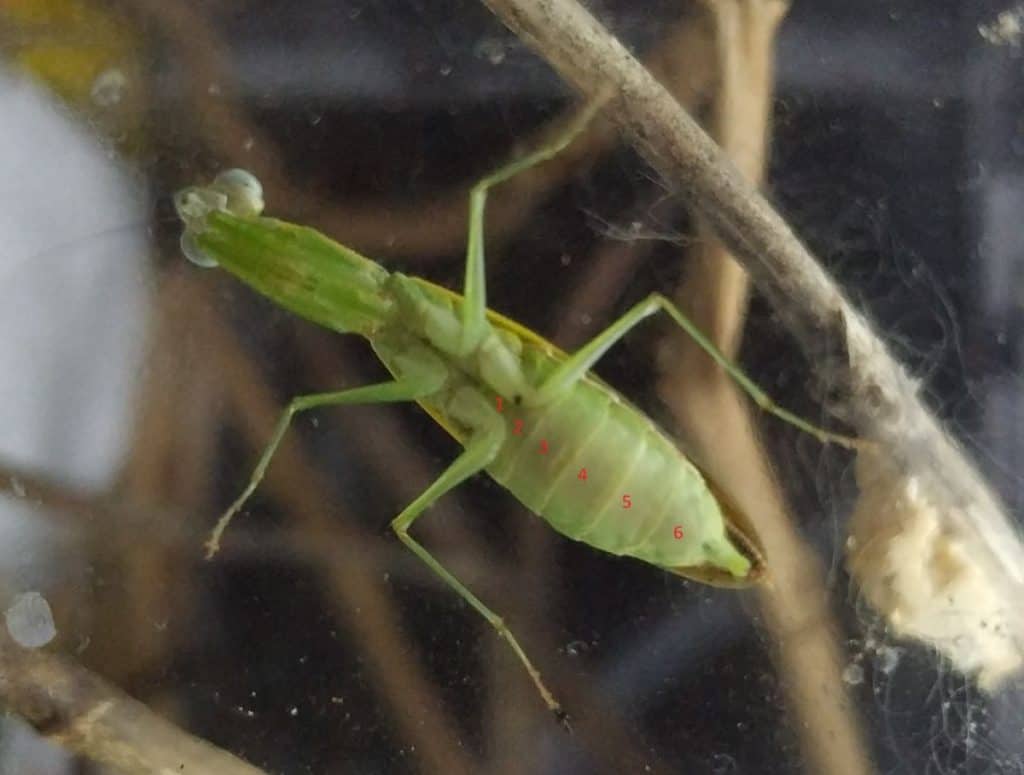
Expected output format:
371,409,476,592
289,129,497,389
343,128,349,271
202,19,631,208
539,439,549,454
513,419,524,435
496,396,504,412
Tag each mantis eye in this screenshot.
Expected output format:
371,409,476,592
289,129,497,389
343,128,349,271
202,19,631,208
180,231,218,268
213,168,264,217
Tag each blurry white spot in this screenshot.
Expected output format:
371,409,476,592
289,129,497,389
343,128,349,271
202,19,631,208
979,6,1024,46
207,82,222,96
710,753,738,774
9,477,25,499
565,639,587,657
289,706,299,717
243,136,255,151
90,69,127,107
439,64,453,76
842,663,864,686
474,38,507,65
580,314,592,326
560,253,571,266
876,645,901,675
6,591,56,648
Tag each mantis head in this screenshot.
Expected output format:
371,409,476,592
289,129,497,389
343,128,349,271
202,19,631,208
173,169,264,268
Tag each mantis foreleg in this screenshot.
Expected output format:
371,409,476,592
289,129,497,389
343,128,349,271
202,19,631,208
458,101,603,354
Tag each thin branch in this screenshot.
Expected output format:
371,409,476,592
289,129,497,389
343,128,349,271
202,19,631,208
478,0,1024,677
657,3,871,774
123,0,716,259
0,628,267,774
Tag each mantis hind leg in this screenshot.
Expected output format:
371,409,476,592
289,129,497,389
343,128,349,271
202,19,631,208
390,387,566,725
457,101,603,354
204,347,447,558
534,292,867,450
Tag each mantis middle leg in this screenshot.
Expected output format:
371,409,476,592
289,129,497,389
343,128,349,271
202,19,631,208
205,347,447,557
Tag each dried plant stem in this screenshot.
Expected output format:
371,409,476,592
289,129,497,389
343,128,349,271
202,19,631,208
658,3,870,775
0,628,267,774
125,0,715,259
478,0,1024,654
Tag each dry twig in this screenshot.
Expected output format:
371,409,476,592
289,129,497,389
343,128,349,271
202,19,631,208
0,628,266,774
478,0,1024,682
656,2,870,774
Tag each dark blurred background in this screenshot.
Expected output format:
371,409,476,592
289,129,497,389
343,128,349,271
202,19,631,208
2,1,1024,773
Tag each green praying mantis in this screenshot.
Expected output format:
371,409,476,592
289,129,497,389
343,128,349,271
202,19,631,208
174,103,863,725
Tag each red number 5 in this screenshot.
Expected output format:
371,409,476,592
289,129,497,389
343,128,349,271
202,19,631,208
621,494,632,509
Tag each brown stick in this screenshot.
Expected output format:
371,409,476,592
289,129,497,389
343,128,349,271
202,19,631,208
124,0,715,259
0,628,267,774
477,0,1024,663
657,3,870,774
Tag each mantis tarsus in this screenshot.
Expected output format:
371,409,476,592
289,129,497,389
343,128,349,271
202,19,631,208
174,104,863,725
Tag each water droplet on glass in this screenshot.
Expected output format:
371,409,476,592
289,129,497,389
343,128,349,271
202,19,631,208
6,591,57,648
842,663,864,685
90,69,127,107
565,640,587,657
710,753,738,774
475,38,507,65
876,645,901,674
9,477,26,498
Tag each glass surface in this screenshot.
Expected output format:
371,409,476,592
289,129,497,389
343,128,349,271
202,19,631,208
1,2,1023,773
